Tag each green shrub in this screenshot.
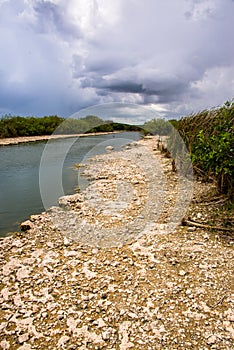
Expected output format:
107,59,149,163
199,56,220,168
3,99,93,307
144,118,173,135
176,100,234,197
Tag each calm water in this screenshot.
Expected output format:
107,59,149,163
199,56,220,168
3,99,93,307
0,132,141,236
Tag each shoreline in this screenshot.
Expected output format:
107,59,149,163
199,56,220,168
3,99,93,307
0,131,123,146
0,137,233,349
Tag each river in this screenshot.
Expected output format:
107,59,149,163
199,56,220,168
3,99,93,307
0,132,141,236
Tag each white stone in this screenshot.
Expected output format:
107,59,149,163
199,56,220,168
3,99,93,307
0,340,10,349
18,333,29,344
105,146,114,151
57,335,70,347
179,270,186,276
18,344,32,350
207,335,217,345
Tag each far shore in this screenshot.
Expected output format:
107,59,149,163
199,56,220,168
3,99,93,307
0,131,122,146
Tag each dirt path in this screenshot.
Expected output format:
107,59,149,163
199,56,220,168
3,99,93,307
0,137,233,349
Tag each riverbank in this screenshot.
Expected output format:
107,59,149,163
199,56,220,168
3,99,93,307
0,137,233,349
0,131,121,146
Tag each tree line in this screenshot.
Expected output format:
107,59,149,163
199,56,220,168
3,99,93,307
0,114,143,138
0,115,63,138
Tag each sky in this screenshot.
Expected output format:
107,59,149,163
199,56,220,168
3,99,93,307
0,0,234,123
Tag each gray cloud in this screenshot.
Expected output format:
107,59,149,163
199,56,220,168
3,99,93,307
0,0,233,121
33,1,81,39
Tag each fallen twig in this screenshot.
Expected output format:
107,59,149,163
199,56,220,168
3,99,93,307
199,198,229,206
192,196,229,205
181,218,234,232
209,295,227,309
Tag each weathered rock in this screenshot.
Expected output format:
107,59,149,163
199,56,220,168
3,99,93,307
105,145,114,151
57,335,70,347
20,220,33,231
0,340,10,350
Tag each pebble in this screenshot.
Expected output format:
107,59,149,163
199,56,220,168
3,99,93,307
102,331,111,340
0,340,10,350
207,335,217,345
187,227,196,232
105,145,114,151
179,270,187,276
57,336,70,347
18,345,32,350
18,333,29,344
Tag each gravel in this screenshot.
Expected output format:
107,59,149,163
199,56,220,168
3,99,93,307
0,136,233,349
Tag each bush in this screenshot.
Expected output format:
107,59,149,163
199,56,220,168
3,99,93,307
176,100,234,197
144,118,173,135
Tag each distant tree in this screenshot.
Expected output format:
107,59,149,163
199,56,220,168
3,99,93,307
143,118,173,135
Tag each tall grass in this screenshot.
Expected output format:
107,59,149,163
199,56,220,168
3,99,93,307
176,100,234,198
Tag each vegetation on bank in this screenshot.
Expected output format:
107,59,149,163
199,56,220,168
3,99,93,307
0,115,63,138
143,118,177,135
56,116,143,134
175,100,233,198
0,114,143,138
141,101,233,199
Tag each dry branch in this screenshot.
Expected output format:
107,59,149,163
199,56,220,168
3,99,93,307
196,198,229,206
181,217,233,232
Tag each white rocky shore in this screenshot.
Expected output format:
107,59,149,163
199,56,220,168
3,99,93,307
0,137,233,349
0,132,120,146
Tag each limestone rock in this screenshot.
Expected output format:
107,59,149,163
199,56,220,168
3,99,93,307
20,220,33,231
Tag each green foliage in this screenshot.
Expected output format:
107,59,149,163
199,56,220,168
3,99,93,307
169,119,179,129
56,115,105,134
176,100,234,197
143,118,174,135
0,114,144,138
0,115,64,138
90,122,143,133
191,127,234,195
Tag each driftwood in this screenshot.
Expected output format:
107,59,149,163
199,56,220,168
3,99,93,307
181,217,233,232
198,198,229,206
192,196,229,206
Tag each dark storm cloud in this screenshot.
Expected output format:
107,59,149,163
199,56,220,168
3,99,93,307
80,78,144,94
79,69,191,105
0,0,234,120
104,83,144,94
103,79,190,102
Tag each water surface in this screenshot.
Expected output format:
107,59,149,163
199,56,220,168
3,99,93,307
0,132,141,236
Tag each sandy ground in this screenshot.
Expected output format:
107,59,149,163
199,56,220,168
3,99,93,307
0,137,233,349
